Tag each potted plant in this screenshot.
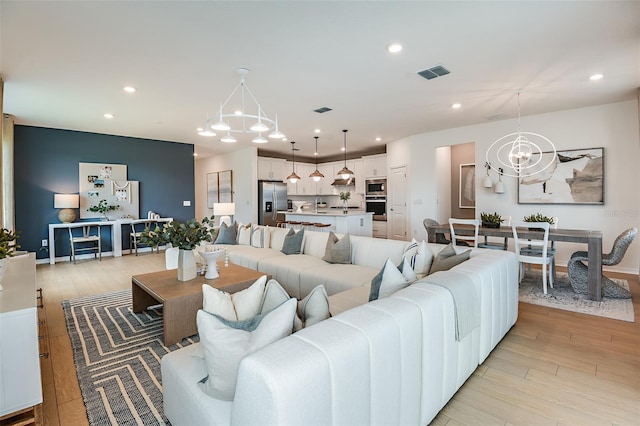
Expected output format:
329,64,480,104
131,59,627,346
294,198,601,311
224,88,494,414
141,216,216,281
0,228,20,285
523,213,555,231
87,199,119,221
480,212,504,228
340,191,351,214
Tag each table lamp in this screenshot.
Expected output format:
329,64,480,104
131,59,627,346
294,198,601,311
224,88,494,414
213,202,235,227
54,193,80,223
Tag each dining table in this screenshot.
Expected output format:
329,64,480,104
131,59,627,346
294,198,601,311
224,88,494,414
428,223,604,301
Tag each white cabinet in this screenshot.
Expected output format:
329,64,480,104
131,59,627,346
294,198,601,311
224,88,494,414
372,220,388,238
258,157,286,181
286,162,316,195
0,253,43,419
364,154,387,178
317,163,335,195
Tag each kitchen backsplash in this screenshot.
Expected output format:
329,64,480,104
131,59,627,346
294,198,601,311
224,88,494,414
288,193,364,209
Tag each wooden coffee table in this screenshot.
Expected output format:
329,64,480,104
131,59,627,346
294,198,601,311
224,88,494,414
131,262,269,346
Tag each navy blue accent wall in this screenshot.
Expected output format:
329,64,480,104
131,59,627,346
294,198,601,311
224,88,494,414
14,126,195,260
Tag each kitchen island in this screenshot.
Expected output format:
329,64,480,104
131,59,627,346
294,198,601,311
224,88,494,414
284,210,373,237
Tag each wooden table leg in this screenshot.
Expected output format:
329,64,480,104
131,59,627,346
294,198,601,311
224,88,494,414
131,282,160,313
162,292,202,346
587,231,603,302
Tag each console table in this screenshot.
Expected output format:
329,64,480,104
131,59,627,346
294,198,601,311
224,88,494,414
49,218,172,264
428,223,604,301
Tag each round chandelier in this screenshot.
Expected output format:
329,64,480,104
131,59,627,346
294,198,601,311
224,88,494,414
197,68,285,144
486,91,556,178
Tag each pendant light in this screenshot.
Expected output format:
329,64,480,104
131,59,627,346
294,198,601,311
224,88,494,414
337,129,354,180
287,141,301,183
309,136,325,182
494,168,505,194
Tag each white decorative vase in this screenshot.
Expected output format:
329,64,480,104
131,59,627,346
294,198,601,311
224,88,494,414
0,258,7,291
177,249,197,281
200,250,224,279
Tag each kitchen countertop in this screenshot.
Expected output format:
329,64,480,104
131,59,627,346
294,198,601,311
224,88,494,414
281,210,372,217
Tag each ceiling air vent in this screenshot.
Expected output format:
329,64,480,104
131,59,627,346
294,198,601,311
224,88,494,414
313,107,332,113
417,65,450,80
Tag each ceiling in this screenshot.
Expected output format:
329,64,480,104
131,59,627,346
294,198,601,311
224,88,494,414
2,1,639,160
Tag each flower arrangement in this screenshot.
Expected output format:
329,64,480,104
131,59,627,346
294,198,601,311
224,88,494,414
140,216,216,250
480,212,504,228
339,191,351,201
523,213,555,225
0,228,20,259
87,199,119,218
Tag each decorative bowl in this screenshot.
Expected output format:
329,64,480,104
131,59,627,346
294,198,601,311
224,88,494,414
292,200,307,212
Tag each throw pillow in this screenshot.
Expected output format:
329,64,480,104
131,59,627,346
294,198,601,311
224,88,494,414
429,244,471,274
202,275,267,321
259,279,329,331
322,232,352,264
405,240,433,279
214,222,237,245
237,223,252,246
251,226,271,249
399,256,418,283
369,258,411,301
297,284,330,328
197,298,297,400
281,228,304,255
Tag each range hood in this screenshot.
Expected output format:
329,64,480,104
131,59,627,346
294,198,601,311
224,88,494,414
331,178,355,186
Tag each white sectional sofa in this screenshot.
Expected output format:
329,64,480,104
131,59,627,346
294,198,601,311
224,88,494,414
162,226,519,425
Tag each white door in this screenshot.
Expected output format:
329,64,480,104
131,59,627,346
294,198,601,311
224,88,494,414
389,165,407,240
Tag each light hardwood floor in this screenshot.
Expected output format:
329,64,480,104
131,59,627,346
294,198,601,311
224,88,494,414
36,253,640,426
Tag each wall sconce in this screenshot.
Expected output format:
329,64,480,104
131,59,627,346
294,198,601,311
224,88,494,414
494,168,505,194
482,162,494,188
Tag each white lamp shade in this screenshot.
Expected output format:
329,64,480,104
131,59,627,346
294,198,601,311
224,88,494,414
213,203,235,216
54,193,79,208
482,175,494,188
494,181,505,194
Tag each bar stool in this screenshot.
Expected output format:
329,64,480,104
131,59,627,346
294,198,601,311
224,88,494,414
287,221,301,230
276,220,288,228
314,223,332,232
301,221,314,230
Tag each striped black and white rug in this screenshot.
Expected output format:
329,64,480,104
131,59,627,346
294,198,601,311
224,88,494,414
62,290,198,425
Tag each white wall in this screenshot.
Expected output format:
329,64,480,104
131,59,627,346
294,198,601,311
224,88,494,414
195,147,258,226
388,100,640,273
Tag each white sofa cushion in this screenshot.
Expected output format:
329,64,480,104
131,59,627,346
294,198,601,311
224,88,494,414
258,254,328,299
327,284,370,316
197,298,297,400
250,225,271,248
299,263,378,297
225,245,283,270
350,235,410,269
237,223,253,245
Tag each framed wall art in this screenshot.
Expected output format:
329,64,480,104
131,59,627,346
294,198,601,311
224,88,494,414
518,147,604,205
459,163,475,209
79,162,140,219
207,170,233,208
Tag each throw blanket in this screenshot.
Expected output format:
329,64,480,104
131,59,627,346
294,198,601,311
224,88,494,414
422,271,480,341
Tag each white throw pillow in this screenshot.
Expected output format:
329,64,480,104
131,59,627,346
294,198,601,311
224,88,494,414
399,256,418,283
260,279,329,331
369,258,411,301
237,223,252,245
197,298,297,400
251,226,271,248
407,239,433,279
202,275,267,321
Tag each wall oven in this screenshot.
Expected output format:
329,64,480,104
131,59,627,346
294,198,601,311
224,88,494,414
365,179,386,196
365,196,387,221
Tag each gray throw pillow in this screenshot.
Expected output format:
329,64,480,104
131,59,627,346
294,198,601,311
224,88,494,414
322,232,351,264
429,244,471,273
281,228,304,255
214,222,237,245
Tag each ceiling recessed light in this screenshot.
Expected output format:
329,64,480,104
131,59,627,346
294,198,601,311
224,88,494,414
104,113,114,119
123,86,136,93
193,152,199,157
589,73,604,81
375,137,381,142
451,103,462,109
386,43,403,53
314,129,321,134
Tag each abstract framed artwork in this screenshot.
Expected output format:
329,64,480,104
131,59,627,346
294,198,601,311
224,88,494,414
207,170,233,207
518,147,604,205
459,163,476,209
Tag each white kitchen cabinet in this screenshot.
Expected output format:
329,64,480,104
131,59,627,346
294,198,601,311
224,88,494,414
352,158,365,194
258,157,286,181
372,220,388,238
0,253,43,420
364,154,387,178
286,162,315,195
317,163,336,195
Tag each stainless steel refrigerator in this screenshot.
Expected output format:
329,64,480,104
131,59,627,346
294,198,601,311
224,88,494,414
258,180,287,226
